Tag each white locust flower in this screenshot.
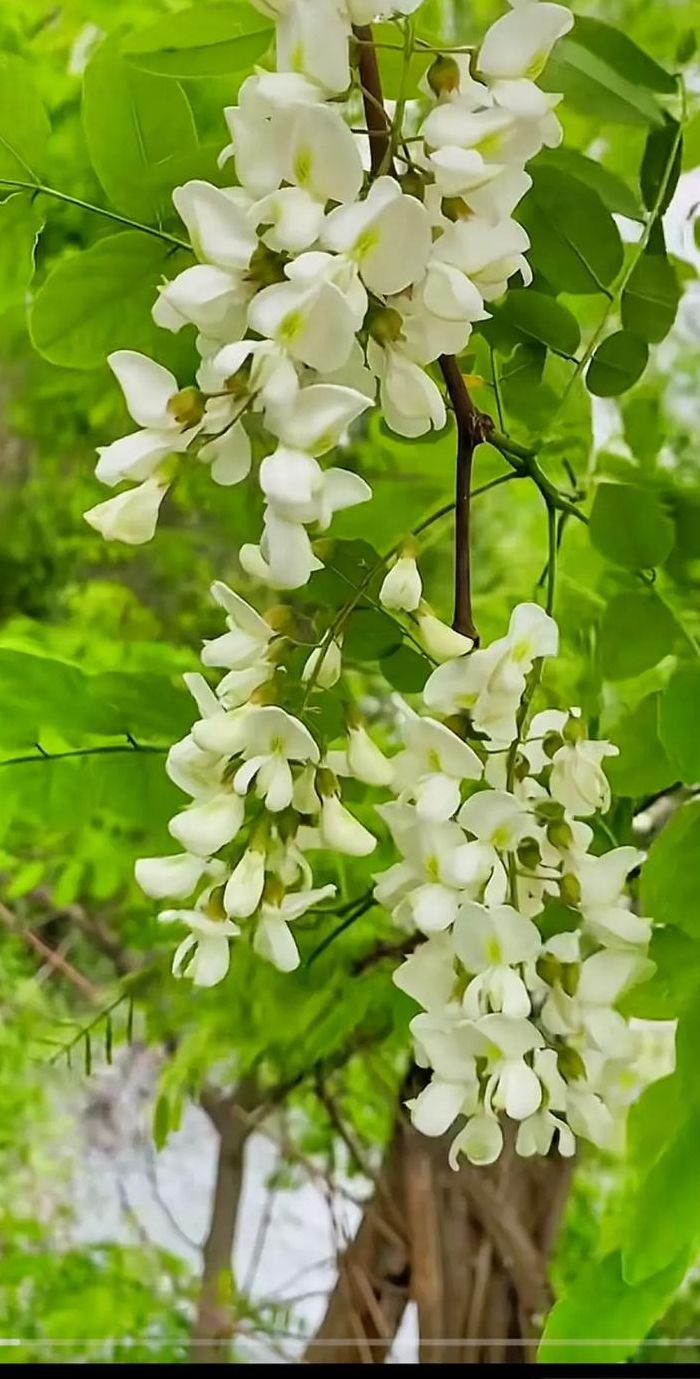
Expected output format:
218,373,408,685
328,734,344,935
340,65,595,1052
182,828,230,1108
549,737,618,817
160,902,240,988
380,553,422,612
223,846,267,918
480,1012,545,1120
416,607,474,662
393,716,483,821
233,706,320,811
393,934,456,1012
449,1111,504,1167
302,638,342,689
84,478,168,545
367,341,447,439
135,853,221,901
453,901,541,1018
254,882,336,971
478,3,574,117
323,177,432,297
202,581,274,671
95,351,198,488
319,792,377,856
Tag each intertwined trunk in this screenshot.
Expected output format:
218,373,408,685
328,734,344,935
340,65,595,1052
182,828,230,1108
305,1099,571,1364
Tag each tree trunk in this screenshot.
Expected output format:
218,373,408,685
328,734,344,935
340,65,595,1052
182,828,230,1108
192,1080,259,1363
306,1100,572,1364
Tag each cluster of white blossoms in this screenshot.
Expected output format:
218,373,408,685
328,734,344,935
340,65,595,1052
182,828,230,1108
83,0,652,1171
135,581,382,985
84,0,573,590
371,583,652,1167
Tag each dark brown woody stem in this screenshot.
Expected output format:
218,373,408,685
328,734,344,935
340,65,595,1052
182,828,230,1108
439,356,491,645
353,25,394,174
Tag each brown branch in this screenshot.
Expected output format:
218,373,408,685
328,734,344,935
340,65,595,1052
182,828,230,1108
439,356,492,646
193,1080,260,1363
0,900,99,1001
353,25,393,175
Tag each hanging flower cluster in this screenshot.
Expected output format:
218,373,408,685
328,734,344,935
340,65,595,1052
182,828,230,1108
84,0,573,588
81,0,650,1172
372,596,652,1168
135,581,381,984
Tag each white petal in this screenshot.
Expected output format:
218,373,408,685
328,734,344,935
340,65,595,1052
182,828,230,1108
408,1078,467,1137
199,422,252,486
173,180,257,269
84,479,168,545
478,3,574,81
169,793,245,857
108,351,178,429
191,934,232,987
135,852,207,900
254,914,300,971
319,794,376,856
224,848,266,918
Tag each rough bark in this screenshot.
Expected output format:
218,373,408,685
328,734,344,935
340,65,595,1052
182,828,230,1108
192,1080,259,1363
306,1097,571,1364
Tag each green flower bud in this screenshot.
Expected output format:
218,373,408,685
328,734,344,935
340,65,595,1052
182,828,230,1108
547,818,574,851
560,962,580,998
399,170,426,202
167,386,205,428
536,953,562,987
557,1045,586,1083
543,730,563,759
517,836,541,872
559,872,582,907
534,798,566,823
441,195,470,223
366,302,404,346
316,766,339,798
247,242,287,288
427,54,461,97
563,713,586,745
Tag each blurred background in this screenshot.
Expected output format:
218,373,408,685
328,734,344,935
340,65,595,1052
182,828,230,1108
0,0,698,1362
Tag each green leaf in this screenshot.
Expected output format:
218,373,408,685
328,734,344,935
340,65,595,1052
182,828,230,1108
344,608,402,662
494,290,580,357
0,55,50,184
542,40,664,129
621,253,679,344
589,483,674,568
599,591,677,678
606,694,674,799
623,1111,700,1284
641,801,700,937
124,3,274,80
538,147,642,221
517,167,623,296
0,194,43,315
587,331,649,398
29,232,191,370
641,119,683,215
83,39,198,221
372,22,434,98
572,17,678,94
622,927,700,1019
659,664,700,785
380,645,431,693
539,1249,688,1365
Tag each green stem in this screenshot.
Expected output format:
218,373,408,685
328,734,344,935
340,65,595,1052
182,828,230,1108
0,179,192,252
545,501,557,617
1,742,167,768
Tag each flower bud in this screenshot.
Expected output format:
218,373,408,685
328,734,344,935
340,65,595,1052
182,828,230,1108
316,766,339,799
536,954,561,987
560,962,580,998
427,53,461,97
246,242,287,288
517,836,541,872
399,170,426,202
167,386,205,428
559,873,581,907
557,1045,586,1083
534,798,566,823
563,713,586,745
319,793,376,857
543,730,564,759
366,302,404,346
441,196,470,223
380,553,422,613
417,606,473,662
302,638,342,689
547,818,574,851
